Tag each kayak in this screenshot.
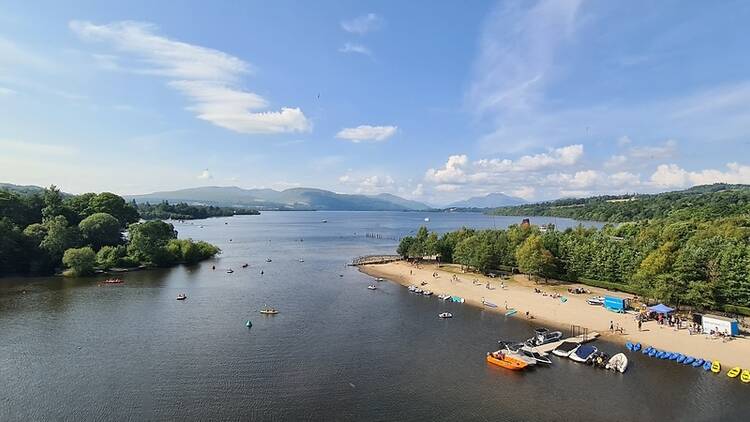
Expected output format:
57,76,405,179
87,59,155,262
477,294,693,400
642,346,652,355
692,358,705,368
649,349,658,357
683,357,695,365
727,367,741,378
703,361,712,371
711,361,721,373
633,343,641,352
676,355,686,363
505,309,518,317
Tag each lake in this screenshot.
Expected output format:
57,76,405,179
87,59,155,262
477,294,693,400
0,211,746,421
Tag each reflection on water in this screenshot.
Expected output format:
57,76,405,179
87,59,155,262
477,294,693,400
0,212,746,421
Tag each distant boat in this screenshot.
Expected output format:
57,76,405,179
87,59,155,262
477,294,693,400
482,299,497,308
298,259,304,263
176,293,187,300
245,320,252,328
260,307,279,315
266,258,272,263
101,278,123,284
226,269,234,274
421,290,433,296
321,219,328,223
367,285,377,290
424,217,430,222
376,277,384,282
241,263,249,268
505,309,517,317
438,312,453,318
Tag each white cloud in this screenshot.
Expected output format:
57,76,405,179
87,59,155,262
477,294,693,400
617,136,632,147
338,172,395,194
0,139,76,156
70,20,310,134
341,13,383,35
336,125,397,142
512,186,536,200
0,86,16,96
650,163,750,188
338,42,372,56
435,184,461,192
197,169,213,180
628,139,677,160
604,155,627,168
425,154,470,184
411,183,424,197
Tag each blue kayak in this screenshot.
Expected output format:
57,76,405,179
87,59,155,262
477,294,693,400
703,360,712,371
669,353,679,360
642,346,652,355
676,354,686,363
649,349,658,357
692,358,704,367
625,342,633,351
656,351,666,359
633,343,641,352
683,357,695,365
661,352,671,359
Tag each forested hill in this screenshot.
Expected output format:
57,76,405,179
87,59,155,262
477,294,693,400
489,184,750,223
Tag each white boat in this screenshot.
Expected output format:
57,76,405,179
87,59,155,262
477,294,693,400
519,346,553,365
499,342,547,366
437,294,451,300
552,341,579,357
525,328,563,347
266,258,272,263
376,277,384,282
367,285,377,290
422,290,433,296
298,259,304,263
438,312,453,318
569,344,598,363
414,288,423,294
586,296,605,306
424,217,430,222
605,353,629,373
226,269,234,274
408,285,417,292
176,293,187,300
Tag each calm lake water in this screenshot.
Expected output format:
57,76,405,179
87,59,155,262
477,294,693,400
0,211,746,421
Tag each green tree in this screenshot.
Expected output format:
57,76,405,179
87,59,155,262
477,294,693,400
96,245,128,269
397,236,415,258
62,246,96,276
79,212,122,250
515,235,555,282
88,193,139,226
40,215,80,265
126,220,177,266
41,185,65,222
0,218,27,274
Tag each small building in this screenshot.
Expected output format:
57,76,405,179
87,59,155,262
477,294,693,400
700,314,740,337
604,296,629,312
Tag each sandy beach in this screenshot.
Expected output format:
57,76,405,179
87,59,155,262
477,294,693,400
360,260,750,369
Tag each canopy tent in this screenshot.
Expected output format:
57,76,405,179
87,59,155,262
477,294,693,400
648,303,674,314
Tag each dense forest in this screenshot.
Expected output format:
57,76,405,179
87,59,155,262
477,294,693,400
0,186,219,277
489,184,750,223
136,201,259,220
398,216,750,314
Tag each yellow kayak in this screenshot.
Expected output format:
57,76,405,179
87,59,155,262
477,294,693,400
711,361,721,373
727,367,741,378
741,370,750,383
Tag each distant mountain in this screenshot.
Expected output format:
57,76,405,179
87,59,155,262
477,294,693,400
125,186,432,211
0,182,46,195
447,192,526,209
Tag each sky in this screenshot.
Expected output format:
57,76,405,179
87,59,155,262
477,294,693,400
1,0,750,205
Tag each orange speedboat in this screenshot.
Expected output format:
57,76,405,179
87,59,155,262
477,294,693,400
486,350,528,371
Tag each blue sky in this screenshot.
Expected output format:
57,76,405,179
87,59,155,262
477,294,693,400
1,0,749,205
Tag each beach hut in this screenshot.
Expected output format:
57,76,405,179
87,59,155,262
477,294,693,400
604,296,629,313
648,303,674,315
701,314,740,337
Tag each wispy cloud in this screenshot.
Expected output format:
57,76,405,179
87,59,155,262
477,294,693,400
0,139,76,156
338,42,372,57
0,86,16,96
341,13,383,35
69,20,310,135
197,169,213,180
336,125,397,143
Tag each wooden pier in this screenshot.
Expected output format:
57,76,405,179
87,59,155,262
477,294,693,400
350,255,403,266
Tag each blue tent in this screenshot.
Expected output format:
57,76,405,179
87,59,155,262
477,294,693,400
648,303,674,314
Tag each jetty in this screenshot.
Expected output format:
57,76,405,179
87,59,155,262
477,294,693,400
536,326,600,353
350,255,402,266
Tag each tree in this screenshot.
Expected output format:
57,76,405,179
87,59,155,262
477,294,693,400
96,245,127,269
126,220,177,266
515,235,555,282
0,218,27,274
40,215,80,265
62,246,96,276
79,212,122,250
397,236,415,258
41,185,65,222
88,193,139,226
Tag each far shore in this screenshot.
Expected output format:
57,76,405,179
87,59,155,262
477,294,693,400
359,260,750,370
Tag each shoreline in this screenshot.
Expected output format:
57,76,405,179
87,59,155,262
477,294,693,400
359,260,750,369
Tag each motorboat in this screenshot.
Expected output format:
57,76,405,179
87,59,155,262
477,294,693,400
586,296,604,306
260,307,279,315
226,269,234,274
245,320,252,328
606,353,628,373
552,341,579,358
242,263,249,268
486,350,528,371
176,293,187,300
321,219,328,223
101,278,123,284
266,258,272,263
526,328,563,347
500,342,552,366
298,259,304,263
450,296,465,303
569,344,598,363
438,312,453,319
367,285,377,290
422,290,433,296
376,277,384,282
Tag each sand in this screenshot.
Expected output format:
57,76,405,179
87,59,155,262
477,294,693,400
360,261,750,370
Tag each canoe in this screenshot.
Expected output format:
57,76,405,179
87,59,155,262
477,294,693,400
711,361,721,373
505,309,517,317
727,367,741,378
703,361,712,371
482,300,498,308
486,351,528,371
741,370,750,383
692,358,705,368
683,357,695,365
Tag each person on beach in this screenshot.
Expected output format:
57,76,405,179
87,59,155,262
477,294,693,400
638,319,642,331
610,321,614,332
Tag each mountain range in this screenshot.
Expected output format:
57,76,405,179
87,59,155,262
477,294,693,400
124,186,432,211
446,192,526,208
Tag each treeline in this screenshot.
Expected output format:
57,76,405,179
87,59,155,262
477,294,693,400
489,184,750,223
398,216,750,310
137,201,259,220
0,186,219,277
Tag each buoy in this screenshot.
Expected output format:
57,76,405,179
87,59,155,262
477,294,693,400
245,320,252,328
